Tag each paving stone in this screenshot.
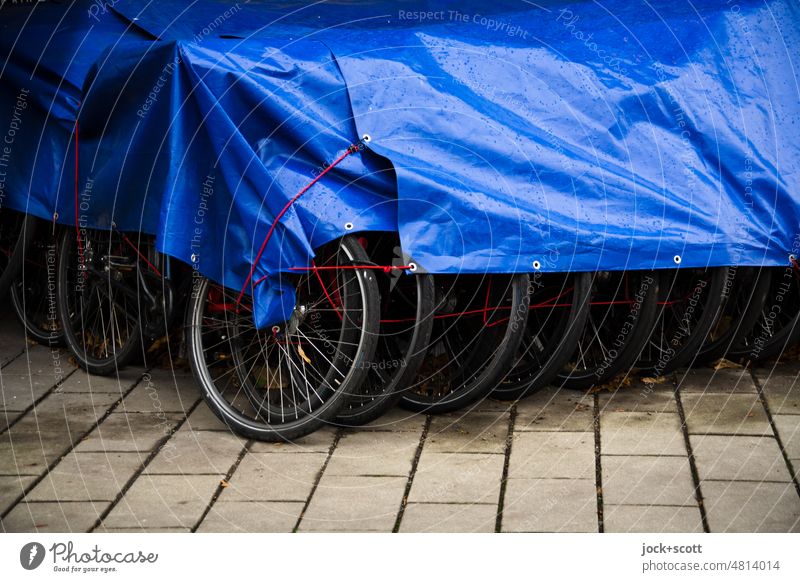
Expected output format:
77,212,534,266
509,432,594,479
0,474,36,514
119,369,199,414
604,505,703,533
682,393,771,436
703,480,800,532
100,526,191,533
675,367,757,394
754,368,800,415
326,431,418,476
102,474,222,529
598,383,677,414
773,414,800,459
601,412,685,456
219,452,327,502
426,411,508,454
299,475,405,532
57,368,144,394
502,478,597,532
409,452,503,504
692,435,793,482
249,426,336,454
1,501,104,532
0,430,67,475
184,403,228,431
0,392,124,475
27,452,143,501
602,455,697,506
515,386,593,432
0,346,66,410
74,411,182,453
356,406,427,432
144,429,244,475
0,316,25,366
400,503,496,532
197,501,303,532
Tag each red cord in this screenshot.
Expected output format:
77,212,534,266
236,142,362,305
121,233,162,278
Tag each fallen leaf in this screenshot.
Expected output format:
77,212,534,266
220,479,230,488
713,358,743,370
297,345,312,365
641,376,666,385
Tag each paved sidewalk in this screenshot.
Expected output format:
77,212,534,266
1,313,799,533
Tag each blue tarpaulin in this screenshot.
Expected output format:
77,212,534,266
1,0,798,326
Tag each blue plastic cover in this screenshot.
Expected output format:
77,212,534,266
1,0,798,326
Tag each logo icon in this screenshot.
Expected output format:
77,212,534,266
20,542,45,570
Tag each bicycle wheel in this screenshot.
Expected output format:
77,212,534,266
10,220,65,347
697,267,772,363
400,273,529,414
556,270,658,390
636,267,729,375
335,236,435,427
0,210,36,302
727,265,800,362
186,235,380,442
492,271,592,400
56,228,156,375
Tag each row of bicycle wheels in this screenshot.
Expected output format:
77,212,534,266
3,212,800,442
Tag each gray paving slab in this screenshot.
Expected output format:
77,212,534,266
325,430,419,476
73,411,183,453
400,502,496,532
119,369,199,414
57,368,144,394
601,411,685,456
101,474,222,529
681,393,771,436
197,501,303,532
357,406,427,432
675,367,757,394
299,475,406,532
598,383,677,414
509,431,594,479
754,367,800,415
249,426,337,454
143,428,244,475
691,434,794,482
409,451,503,504
183,402,228,431
602,455,697,506
702,480,800,532
0,474,36,514
773,414,800,460
502,478,598,532
26,452,144,502
604,504,703,533
218,452,327,502
515,386,594,432
0,345,68,410
2,501,105,532
426,411,508,454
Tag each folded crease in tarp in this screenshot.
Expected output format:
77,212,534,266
1,0,798,327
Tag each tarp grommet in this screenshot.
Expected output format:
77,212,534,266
344,222,354,231
532,260,541,270
362,133,371,143
408,262,418,272
673,255,682,265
